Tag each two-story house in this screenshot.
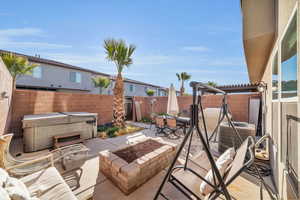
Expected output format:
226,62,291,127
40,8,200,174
0,50,168,97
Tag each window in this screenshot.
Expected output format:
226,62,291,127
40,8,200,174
281,13,297,99
70,72,81,83
129,84,134,92
144,87,148,92
272,53,279,100
32,66,42,78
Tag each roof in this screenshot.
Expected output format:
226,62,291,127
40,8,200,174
0,49,167,90
109,76,167,90
0,49,110,77
216,83,260,93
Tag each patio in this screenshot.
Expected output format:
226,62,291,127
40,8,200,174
10,122,272,200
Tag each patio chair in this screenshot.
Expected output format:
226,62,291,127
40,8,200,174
3,166,78,200
166,117,182,138
0,133,89,177
149,112,158,130
155,116,166,136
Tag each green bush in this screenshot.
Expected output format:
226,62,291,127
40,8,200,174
141,117,151,123
146,89,155,96
106,127,119,138
97,126,108,132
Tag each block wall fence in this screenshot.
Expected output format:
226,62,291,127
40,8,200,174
10,89,260,137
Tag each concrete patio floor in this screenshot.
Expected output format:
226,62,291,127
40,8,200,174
11,122,272,200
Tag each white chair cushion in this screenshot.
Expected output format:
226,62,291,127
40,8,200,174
5,177,31,200
0,187,10,200
200,148,235,195
0,168,9,187
216,148,235,166
20,167,76,200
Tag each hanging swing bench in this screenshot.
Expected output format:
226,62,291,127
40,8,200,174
154,81,256,200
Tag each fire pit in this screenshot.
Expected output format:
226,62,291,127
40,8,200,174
99,138,176,195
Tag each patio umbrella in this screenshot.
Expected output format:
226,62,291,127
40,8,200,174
167,84,179,116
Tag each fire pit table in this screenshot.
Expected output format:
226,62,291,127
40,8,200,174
99,138,177,195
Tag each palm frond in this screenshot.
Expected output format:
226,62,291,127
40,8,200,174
103,38,136,73
1,53,38,79
176,73,181,81
92,76,111,88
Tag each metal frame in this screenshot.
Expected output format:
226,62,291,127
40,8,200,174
286,114,300,198
154,81,250,200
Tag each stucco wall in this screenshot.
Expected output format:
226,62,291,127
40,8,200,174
260,1,299,199
17,63,92,91
0,58,13,135
17,64,166,97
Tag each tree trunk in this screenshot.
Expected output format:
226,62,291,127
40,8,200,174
180,80,185,96
113,73,125,127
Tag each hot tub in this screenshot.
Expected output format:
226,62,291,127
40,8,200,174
219,121,255,153
22,112,97,152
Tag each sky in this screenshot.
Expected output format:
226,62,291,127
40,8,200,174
0,0,249,92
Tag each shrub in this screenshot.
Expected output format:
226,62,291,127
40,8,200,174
106,127,119,138
97,125,108,132
141,117,151,123
146,89,155,96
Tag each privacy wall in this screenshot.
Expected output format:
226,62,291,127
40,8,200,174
11,89,260,137
134,93,260,122
11,90,114,137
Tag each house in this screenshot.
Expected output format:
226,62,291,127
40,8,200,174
0,50,168,97
242,0,299,199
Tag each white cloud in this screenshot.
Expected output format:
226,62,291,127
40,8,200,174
0,40,72,49
182,46,210,52
0,28,72,50
0,28,44,37
0,12,12,16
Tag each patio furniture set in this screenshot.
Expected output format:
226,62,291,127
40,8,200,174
0,82,280,200
154,115,190,138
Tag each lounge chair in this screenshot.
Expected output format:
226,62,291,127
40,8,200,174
2,166,77,200
0,134,89,177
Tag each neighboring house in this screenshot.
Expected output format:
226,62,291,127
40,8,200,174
242,1,299,199
0,50,167,97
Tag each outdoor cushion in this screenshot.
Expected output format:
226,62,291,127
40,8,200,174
199,148,235,195
20,167,77,200
0,186,10,200
0,168,9,187
5,177,31,200
216,148,235,165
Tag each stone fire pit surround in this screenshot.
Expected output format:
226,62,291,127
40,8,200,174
99,138,177,195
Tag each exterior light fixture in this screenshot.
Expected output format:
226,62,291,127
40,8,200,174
257,81,267,93
0,91,9,99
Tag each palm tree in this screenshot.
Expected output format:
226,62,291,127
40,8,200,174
92,76,111,94
104,39,136,127
1,53,38,90
176,72,191,96
207,81,217,87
